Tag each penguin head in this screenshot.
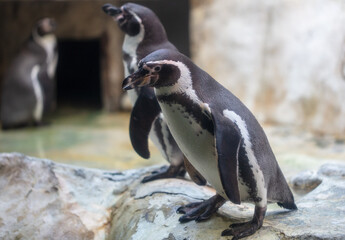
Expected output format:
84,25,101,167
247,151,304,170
103,3,147,36
35,18,57,36
103,3,166,38
123,49,188,90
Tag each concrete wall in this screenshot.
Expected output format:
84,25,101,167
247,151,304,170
190,0,345,136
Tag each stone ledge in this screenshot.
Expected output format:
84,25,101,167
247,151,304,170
0,153,344,239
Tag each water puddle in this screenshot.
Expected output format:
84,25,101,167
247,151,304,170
0,109,164,170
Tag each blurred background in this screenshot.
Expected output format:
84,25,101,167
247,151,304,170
0,0,344,176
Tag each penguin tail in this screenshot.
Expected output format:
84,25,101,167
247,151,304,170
277,201,298,210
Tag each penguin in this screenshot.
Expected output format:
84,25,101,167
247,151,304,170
1,18,58,130
122,49,297,239
102,3,203,184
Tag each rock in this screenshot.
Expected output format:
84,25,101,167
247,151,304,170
1,153,345,239
0,152,146,240
318,162,345,178
290,162,345,194
109,172,345,240
290,170,322,193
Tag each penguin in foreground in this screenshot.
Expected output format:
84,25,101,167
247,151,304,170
1,18,58,130
102,3,203,184
122,49,297,239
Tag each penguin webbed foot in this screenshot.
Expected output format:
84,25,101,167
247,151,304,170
221,206,267,239
141,164,186,183
177,194,225,223
221,221,260,240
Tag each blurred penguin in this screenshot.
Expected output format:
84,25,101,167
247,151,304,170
1,18,58,130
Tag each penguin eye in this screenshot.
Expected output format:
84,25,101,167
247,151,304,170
154,66,161,72
122,7,132,19
122,6,129,13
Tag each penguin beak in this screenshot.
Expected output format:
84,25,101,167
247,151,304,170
102,4,122,16
122,68,153,90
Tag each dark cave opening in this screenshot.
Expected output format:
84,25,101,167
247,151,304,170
56,39,102,109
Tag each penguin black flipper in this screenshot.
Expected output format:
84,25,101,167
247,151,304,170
211,111,241,204
129,87,161,159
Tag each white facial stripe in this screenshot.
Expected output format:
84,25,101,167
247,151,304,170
147,60,191,95
128,9,142,24
31,65,43,122
150,60,212,115
223,110,267,207
147,60,194,97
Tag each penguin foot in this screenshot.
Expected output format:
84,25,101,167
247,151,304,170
177,194,225,223
221,221,260,240
141,164,186,183
221,206,267,240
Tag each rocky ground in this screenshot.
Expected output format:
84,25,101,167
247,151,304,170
0,153,344,240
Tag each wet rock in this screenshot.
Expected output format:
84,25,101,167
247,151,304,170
291,170,322,193
318,162,345,178
1,153,344,240
0,152,148,240
109,171,345,240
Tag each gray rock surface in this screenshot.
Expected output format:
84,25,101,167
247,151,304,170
0,152,146,240
0,153,344,240
290,170,322,193
318,162,345,178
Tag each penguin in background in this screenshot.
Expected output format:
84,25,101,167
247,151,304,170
122,49,297,239
1,18,58,130
102,3,205,184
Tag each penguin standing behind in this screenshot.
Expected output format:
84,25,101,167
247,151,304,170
1,18,58,130
123,49,297,239
102,3,204,184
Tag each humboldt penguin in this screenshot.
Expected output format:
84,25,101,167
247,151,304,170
122,49,297,239
102,3,202,184
1,18,58,130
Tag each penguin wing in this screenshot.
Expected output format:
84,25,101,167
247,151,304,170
129,87,161,159
211,111,241,204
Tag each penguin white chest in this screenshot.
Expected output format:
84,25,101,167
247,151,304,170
122,31,143,105
36,34,57,79
159,102,227,198
122,22,144,78
122,50,139,105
